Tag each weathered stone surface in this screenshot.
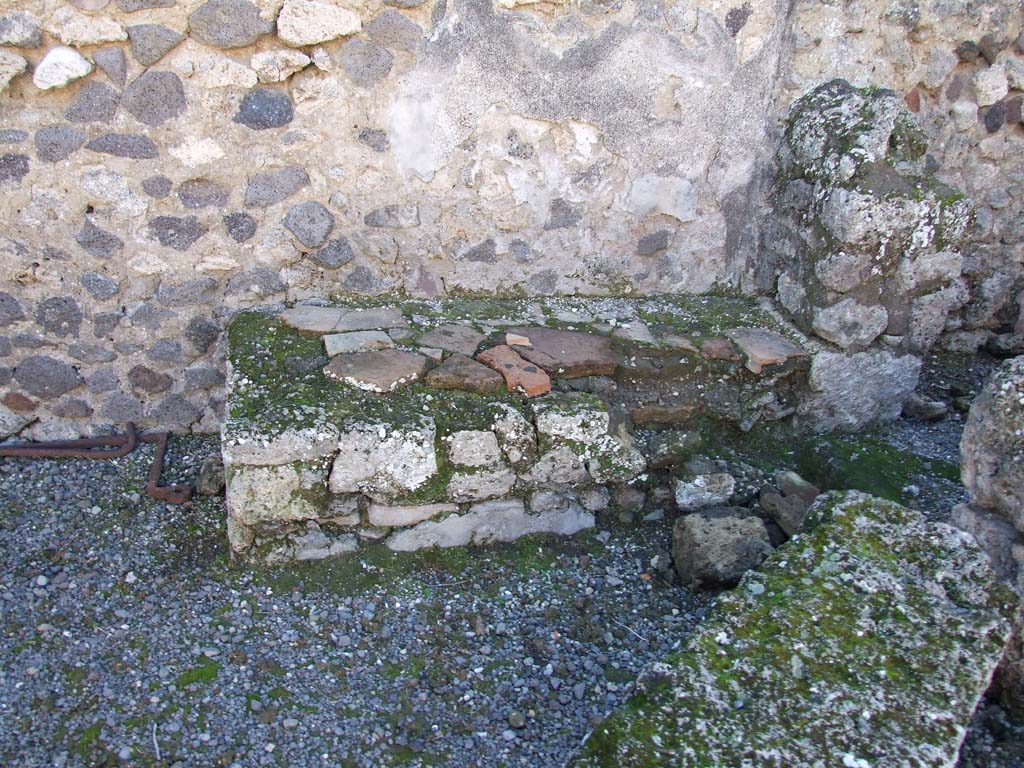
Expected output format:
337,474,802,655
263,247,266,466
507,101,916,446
280,305,406,333
92,46,126,86
33,47,92,90
284,201,334,248
961,356,1024,531
636,229,671,255
673,512,772,588
387,498,594,551
224,423,339,467
76,219,123,258
323,330,393,356
328,419,436,498
448,429,502,467
324,348,428,392
46,7,126,46
178,178,228,209
368,503,455,527
0,153,28,183
86,133,159,159
424,353,504,395
127,364,172,393
0,12,42,47
309,237,354,268
148,216,208,251
448,467,516,502
123,70,186,126
35,297,82,338
477,345,551,397
234,87,293,130
0,294,25,327
812,298,889,350
0,52,27,93
142,175,172,198
80,272,120,300
128,24,183,66
366,10,421,52
64,82,120,125
14,356,82,399
573,492,1014,768
674,472,735,511
417,324,484,357
245,165,309,207
277,0,361,47
338,39,393,88
521,446,588,487
0,403,34,438
508,327,618,377
189,0,270,49
364,204,418,228
726,328,807,374
224,212,257,242
226,463,324,527
226,268,284,297
35,126,86,163
252,49,311,83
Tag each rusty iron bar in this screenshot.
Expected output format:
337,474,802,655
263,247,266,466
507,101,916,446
0,423,193,505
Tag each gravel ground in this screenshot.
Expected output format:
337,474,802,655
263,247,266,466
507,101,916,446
0,351,1018,768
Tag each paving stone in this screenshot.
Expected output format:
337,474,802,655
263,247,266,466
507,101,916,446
726,328,808,374
283,200,334,248
32,47,92,90
142,175,172,198
85,133,159,159
364,204,419,228
128,364,172,393
92,46,126,86
424,353,505,395
368,503,456,527
506,327,618,378
234,87,293,130
323,330,394,356
244,165,309,207
279,305,407,333
123,70,185,126
366,10,422,51
323,348,429,392
80,272,120,300
0,153,28,183
224,212,257,242
417,324,485,357
127,24,183,66
75,219,123,258
14,355,83,399
179,178,229,209
189,0,271,49
338,39,393,87
309,237,354,268
0,12,42,47
35,126,86,163
64,82,120,123
477,345,551,397
148,216,208,250
277,0,361,47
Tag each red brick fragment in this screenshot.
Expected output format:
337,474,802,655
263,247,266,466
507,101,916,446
476,345,551,397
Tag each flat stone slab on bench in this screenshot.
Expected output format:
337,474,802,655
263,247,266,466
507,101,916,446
570,491,1014,768
323,348,429,392
506,327,618,377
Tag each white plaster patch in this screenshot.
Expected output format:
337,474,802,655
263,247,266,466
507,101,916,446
625,174,698,222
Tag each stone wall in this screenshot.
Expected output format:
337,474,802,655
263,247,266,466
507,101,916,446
0,0,1020,437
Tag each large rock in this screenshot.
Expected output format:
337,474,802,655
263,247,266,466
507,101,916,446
572,492,1014,767
328,419,437,500
276,0,361,47
672,511,772,588
188,0,271,49
961,356,1024,531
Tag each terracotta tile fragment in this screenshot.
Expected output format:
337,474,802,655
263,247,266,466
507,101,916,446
476,345,551,397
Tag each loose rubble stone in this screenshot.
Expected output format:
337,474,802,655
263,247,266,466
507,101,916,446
92,46,126,86
46,7,126,46
673,512,772,588
477,345,551,397
224,212,257,242
277,0,361,47
0,52,27,92
85,133,159,159
179,179,228,209
574,492,1014,768
244,165,309,207
674,472,735,511
148,216,208,250
309,237,353,268
128,24,184,66
123,70,186,126
197,454,225,495
0,12,42,47
283,201,334,248
32,47,92,90
323,330,394,356
424,353,505,395
508,328,618,377
726,328,807,374
323,348,429,392
14,356,82,399
188,0,271,49
233,86,293,129
417,324,485,357
35,126,86,163
76,219,123,258
902,392,948,421
34,297,82,338
251,49,311,82
64,82,120,124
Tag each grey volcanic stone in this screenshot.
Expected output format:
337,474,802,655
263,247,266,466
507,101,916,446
68,342,117,363
51,398,93,418
0,12,42,47
234,87,293,130
86,133,159,159
93,46,127,86
128,24,184,66
130,303,175,332
284,201,334,248
64,82,120,123
637,229,671,255
343,264,389,294
338,40,393,87
86,368,119,393
186,317,221,353
0,337,10,356
148,216,209,250
118,0,176,11
226,267,284,297
184,366,225,391
76,219,123,259
224,212,257,242
148,339,183,362
309,237,354,268
35,297,82,338
244,165,309,207
384,0,425,6
156,276,218,305
544,198,582,230
80,272,120,300
0,129,27,143
0,293,24,326
358,128,389,152
142,175,172,198
364,204,418,228
189,0,270,49
149,394,201,429
462,238,496,263
366,10,421,51
93,311,123,338
179,178,228,209
35,126,86,163
14,356,83,399
673,511,772,588
123,71,186,126
0,153,29,183
128,364,172,393
100,391,143,422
